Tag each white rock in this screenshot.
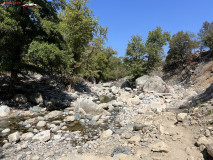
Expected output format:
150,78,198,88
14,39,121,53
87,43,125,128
177,113,187,122
8,132,20,143
32,130,51,142
0,105,10,117
2,128,10,134
197,136,209,146
36,121,46,127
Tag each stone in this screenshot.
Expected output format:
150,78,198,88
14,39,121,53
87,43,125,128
29,92,43,104
8,132,20,143
36,121,46,127
177,113,187,122
121,132,132,139
136,76,167,93
2,128,10,134
206,143,213,157
92,115,101,121
100,129,113,140
53,134,61,140
112,101,123,107
0,105,10,117
151,141,169,153
2,143,11,149
74,98,109,115
103,83,111,87
136,75,150,89
64,116,75,122
14,94,27,103
44,111,63,119
32,130,51,142
111,146,131,157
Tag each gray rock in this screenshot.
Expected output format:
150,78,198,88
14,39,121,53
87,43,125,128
8,132,20,143
0,105,10,117
143,76,167,93
29,92,43,104
111,146,131,157
30,106,41,113
14,94,27,103
136,75,150,89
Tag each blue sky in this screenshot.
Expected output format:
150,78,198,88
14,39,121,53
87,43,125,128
87,0,213,57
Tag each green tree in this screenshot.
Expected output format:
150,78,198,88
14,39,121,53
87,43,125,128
124,35,147,79
59,0,108,74
0,0,66,95
146,27,170,71
166,31,199,66
198,21,213,51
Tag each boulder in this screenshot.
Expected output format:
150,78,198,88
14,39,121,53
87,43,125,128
74,98,110,115
14,94,27,103
177,113,187,122
135,75,150,89
143,76,167,93
151,141,169,153
111,146,131,157
196,136,209,146
32,130,50,142
8,132,20,143
0,105,10,117
103,83,111,87
29,92,43,104
44,111,63,119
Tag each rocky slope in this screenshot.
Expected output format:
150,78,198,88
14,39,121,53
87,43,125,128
0,73,213,160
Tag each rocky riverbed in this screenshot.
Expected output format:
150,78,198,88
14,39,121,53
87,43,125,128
0,75,213,160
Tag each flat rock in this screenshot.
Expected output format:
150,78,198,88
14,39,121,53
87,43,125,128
44,111,63,119
151,141,169,153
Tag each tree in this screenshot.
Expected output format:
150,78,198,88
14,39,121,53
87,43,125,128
124,35,147,79
0,0,66,95
146,27,170,71
198,21,213,51
166,31,199,66
59,0,108,74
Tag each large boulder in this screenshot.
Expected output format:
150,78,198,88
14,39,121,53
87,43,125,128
136,75,167,93
74,98,110,115
206,143,213,157
29,92,43,104
0,105,10,117
14,94,27,103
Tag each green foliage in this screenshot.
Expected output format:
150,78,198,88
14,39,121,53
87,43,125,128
166,31,199,66
198,21,213,51
124,27,170,79
80,46,127,82
146,27,170,71
27,41,71,73
124,35,147,79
